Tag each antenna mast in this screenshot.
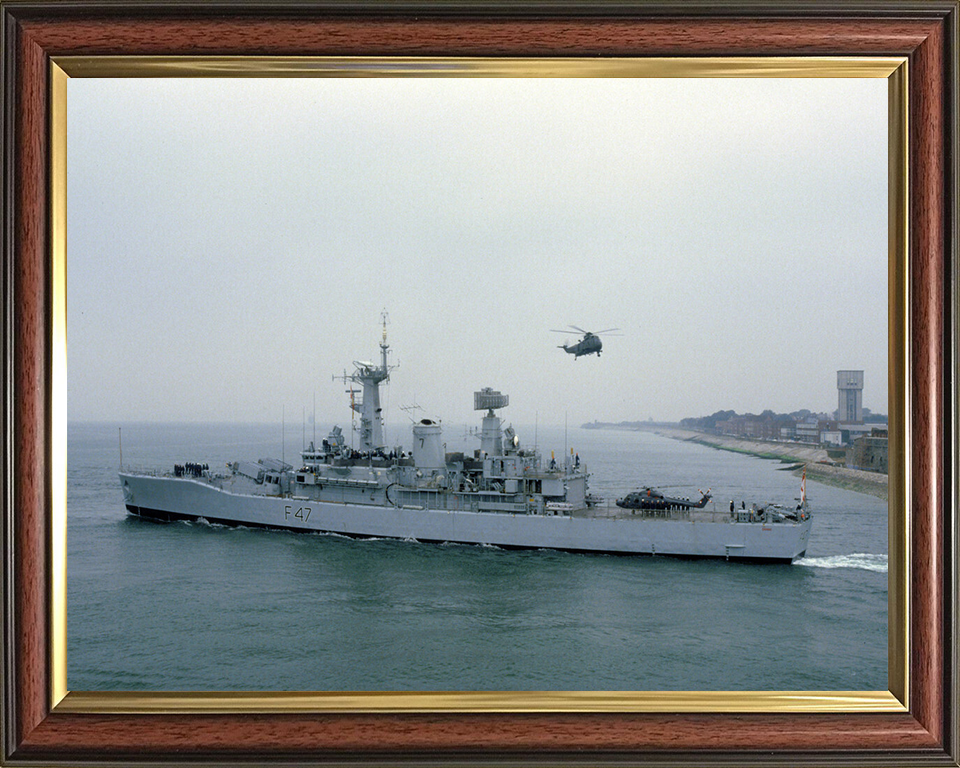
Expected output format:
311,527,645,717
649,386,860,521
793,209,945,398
474,388,509,457
400,403,424,422
334,311,397,452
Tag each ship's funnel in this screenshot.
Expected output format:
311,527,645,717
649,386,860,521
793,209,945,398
412,419,445,470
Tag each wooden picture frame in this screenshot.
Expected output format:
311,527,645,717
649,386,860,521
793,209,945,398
2,2,957,765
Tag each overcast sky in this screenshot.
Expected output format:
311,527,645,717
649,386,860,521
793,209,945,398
67,77,887,429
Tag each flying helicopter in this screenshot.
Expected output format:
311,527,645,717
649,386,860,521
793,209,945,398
551,325,622,358
615,487,712,511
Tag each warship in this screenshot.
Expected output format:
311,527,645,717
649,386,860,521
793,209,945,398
120,321,812,563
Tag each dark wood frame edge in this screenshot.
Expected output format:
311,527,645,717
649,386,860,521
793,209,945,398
0,0,956,19
1,3,957,765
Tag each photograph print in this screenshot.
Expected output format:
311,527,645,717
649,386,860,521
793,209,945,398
66,73,889,692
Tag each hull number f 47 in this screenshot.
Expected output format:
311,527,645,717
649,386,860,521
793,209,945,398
284,505,312,522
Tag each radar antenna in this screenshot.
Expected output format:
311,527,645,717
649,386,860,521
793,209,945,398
400,403,425,423
474,387,509,414
474,388,509,457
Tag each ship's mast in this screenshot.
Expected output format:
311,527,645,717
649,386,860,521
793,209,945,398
335,311,396,452
474,387,509,457
380,310,390,373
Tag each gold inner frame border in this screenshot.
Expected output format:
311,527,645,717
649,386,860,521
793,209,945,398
49,55,909,715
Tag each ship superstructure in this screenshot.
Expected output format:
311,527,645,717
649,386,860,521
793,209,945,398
334,312,396,452
120,323,812,562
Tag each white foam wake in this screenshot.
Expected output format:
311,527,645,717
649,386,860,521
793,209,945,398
797,553,888,573
192,516,228,529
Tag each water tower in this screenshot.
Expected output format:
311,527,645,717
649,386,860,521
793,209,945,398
837,370,864,423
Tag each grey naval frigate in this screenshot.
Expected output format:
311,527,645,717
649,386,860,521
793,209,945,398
120,321,812,563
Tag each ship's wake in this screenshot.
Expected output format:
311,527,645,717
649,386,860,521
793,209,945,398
797,553,887,573
190,517,231,530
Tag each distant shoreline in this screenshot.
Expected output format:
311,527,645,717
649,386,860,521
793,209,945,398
583,422,888,501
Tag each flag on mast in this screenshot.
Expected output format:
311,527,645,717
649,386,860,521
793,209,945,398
800,466,807,505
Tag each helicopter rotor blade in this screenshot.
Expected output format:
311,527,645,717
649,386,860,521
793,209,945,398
550,329,581,334
594,328,622,335
568,325,588,334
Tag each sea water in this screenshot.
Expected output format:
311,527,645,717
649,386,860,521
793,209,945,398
67,422,887,691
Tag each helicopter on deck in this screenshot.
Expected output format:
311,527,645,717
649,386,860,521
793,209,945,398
616,487,712,511
551,326,622,358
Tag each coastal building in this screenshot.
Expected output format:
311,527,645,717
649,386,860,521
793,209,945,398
795,418,822,443
714,414,794,441
686,367,883,451
837,370,864,423
848,429,889,473
820,430,843,447
840,423,876,444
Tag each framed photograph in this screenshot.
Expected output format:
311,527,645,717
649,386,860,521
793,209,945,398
2,2,956,765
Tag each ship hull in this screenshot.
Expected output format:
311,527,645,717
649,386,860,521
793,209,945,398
121,473,812,563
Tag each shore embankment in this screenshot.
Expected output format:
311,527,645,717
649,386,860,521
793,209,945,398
633,425,889,501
